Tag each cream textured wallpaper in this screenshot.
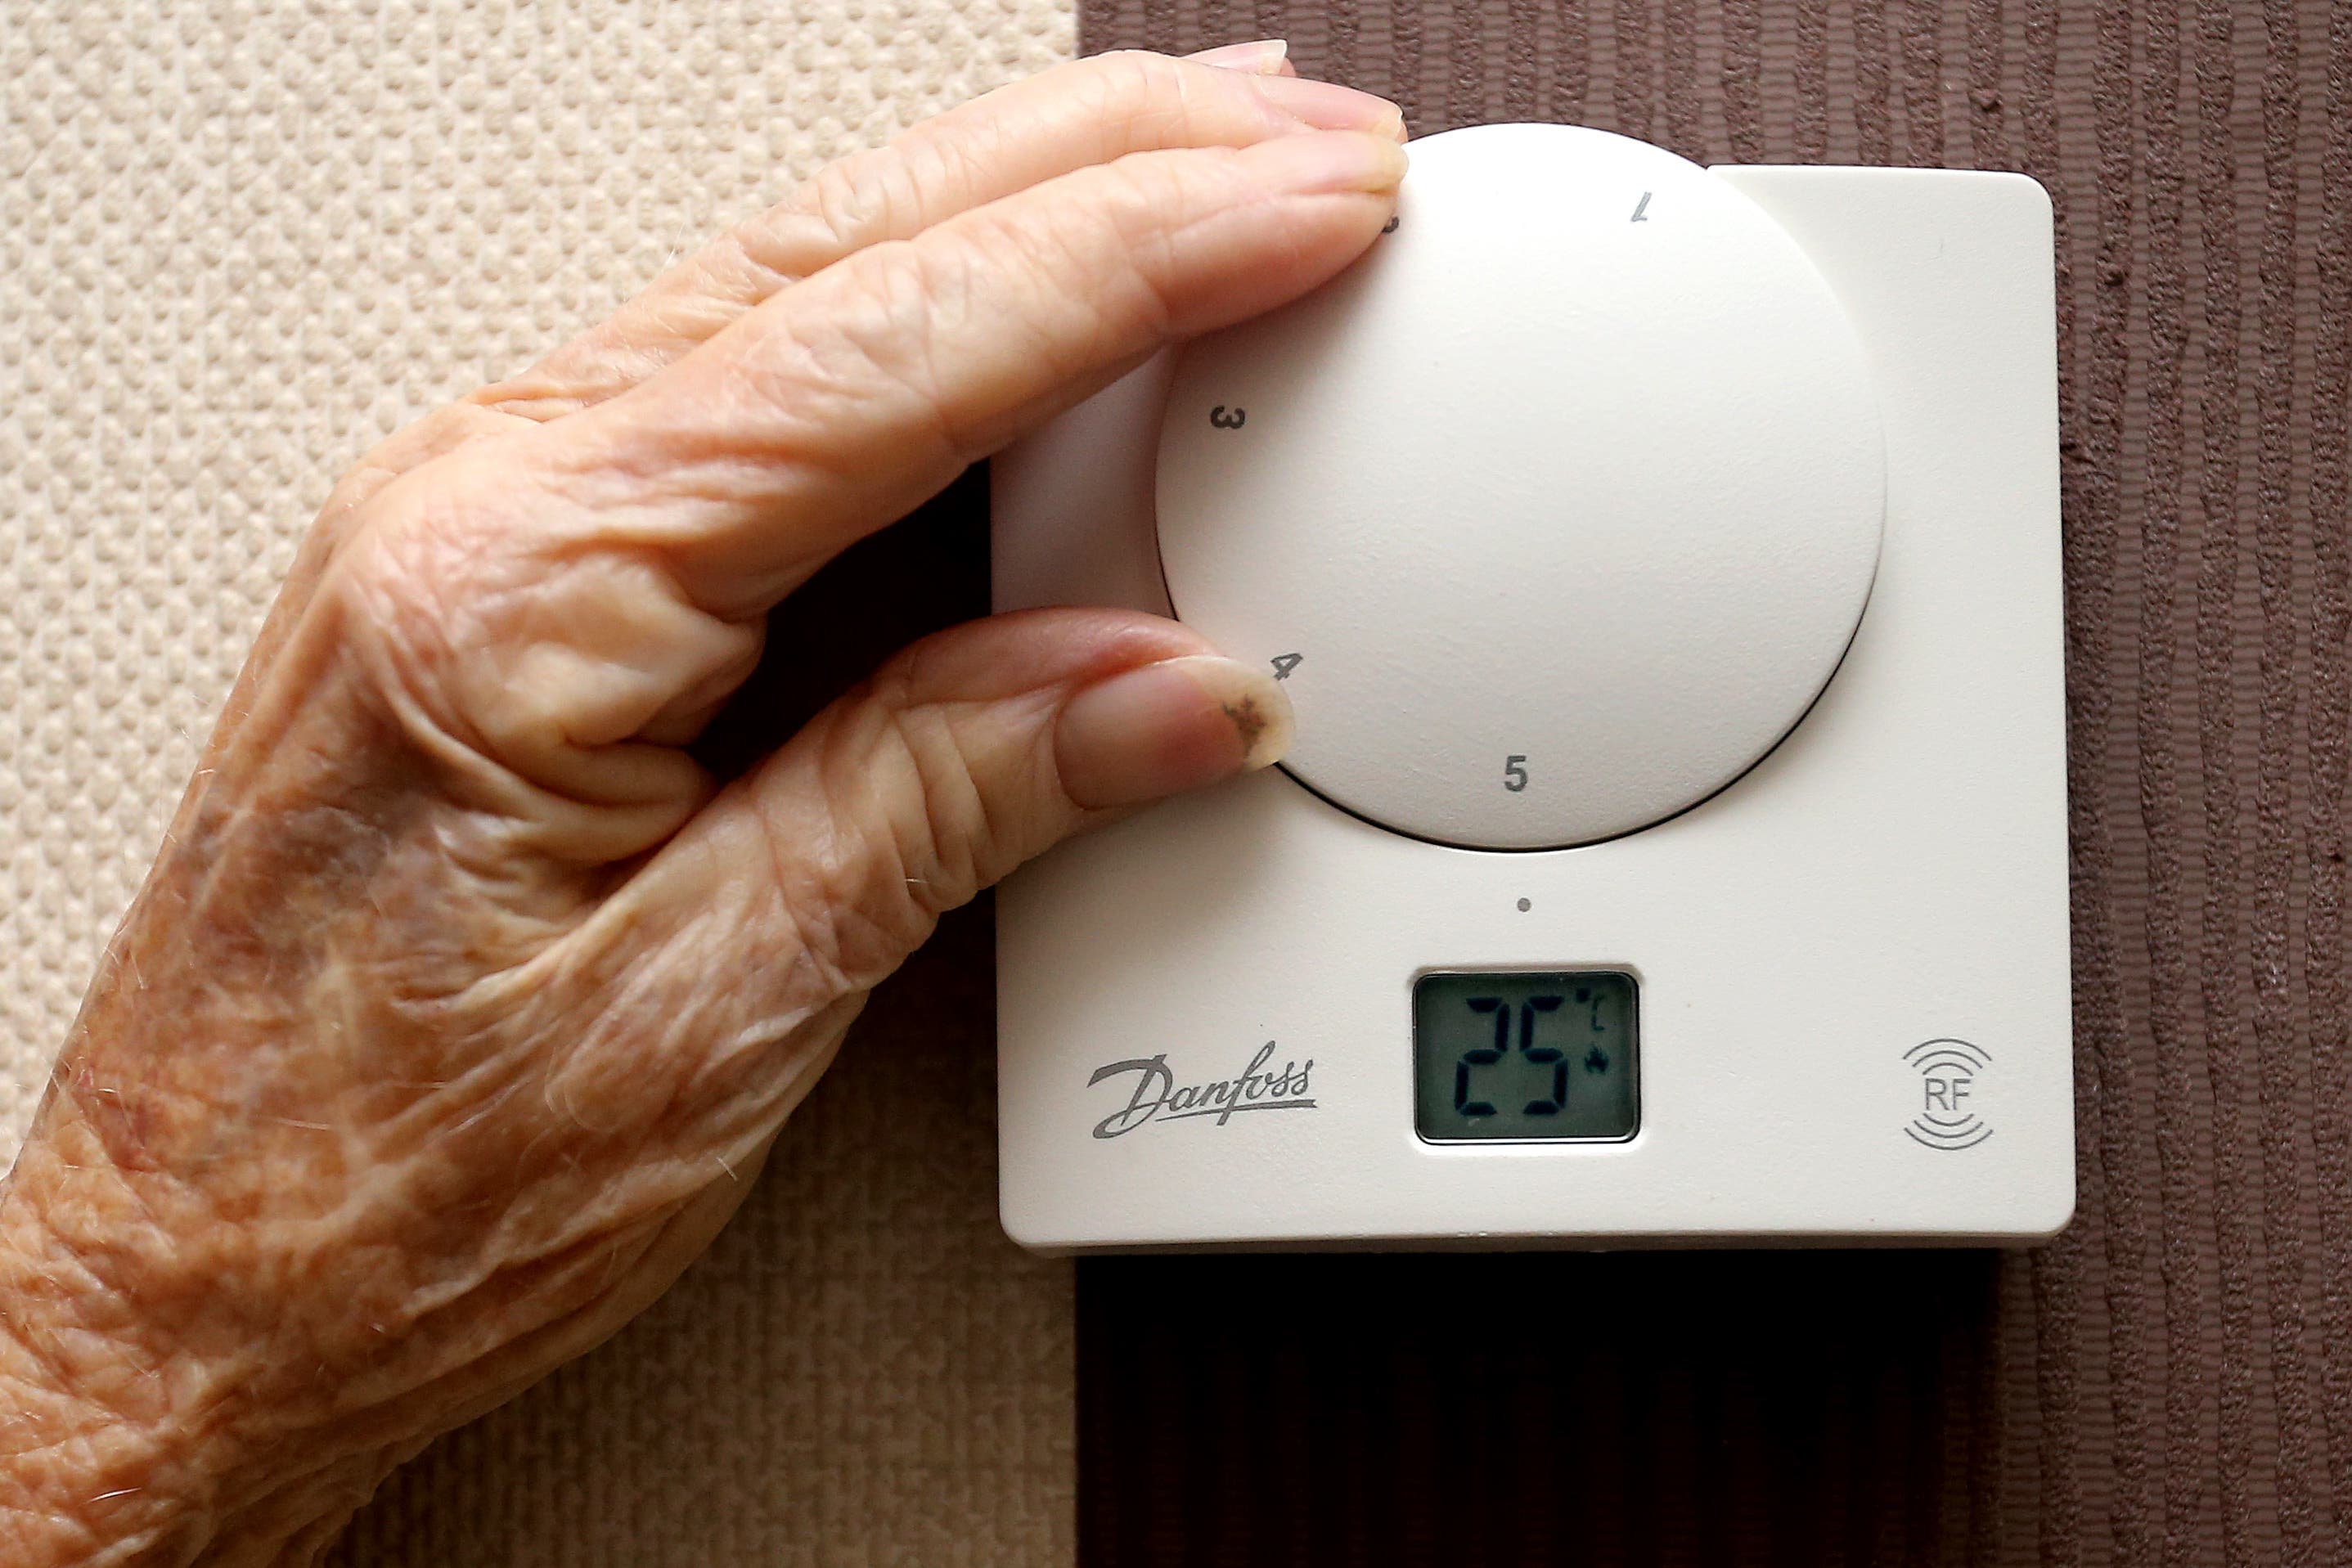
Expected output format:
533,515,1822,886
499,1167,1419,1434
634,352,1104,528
3,3,1082,1562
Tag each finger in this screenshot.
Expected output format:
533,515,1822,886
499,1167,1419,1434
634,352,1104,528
618,609,1292,1000
251,48,1351,638
520,128,1407,618
477,47,1398,420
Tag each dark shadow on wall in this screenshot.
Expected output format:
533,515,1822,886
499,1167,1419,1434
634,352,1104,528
1082,1249,2007,1567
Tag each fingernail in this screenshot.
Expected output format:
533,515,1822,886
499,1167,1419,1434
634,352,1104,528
1189,38,1289,72
1243,127,1410,195
1250,73,1406,138
1056,655,1294,809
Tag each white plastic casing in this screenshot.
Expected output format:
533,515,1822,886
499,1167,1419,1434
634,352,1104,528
992,128,2071,1251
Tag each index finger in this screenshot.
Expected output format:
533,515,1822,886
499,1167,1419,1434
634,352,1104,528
515,128,1407,619
485,48,1403,420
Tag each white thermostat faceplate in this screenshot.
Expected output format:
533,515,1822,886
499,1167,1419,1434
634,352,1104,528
992,125,2072,1252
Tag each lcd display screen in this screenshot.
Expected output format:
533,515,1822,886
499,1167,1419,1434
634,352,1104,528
1413,970,1639,1142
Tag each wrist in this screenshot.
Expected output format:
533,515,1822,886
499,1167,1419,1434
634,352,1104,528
0,1120,233,1564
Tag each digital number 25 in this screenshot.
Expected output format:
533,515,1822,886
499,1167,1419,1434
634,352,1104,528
1458,995,1567,1117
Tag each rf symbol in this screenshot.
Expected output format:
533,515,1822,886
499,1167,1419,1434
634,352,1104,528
1902,1038,1991,1150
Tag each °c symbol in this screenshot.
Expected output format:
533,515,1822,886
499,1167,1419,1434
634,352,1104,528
1210,405,1247,429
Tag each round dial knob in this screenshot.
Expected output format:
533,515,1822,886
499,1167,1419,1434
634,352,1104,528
1155,124,1885,850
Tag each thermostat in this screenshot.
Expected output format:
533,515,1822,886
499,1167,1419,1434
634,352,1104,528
991,124,2072,1251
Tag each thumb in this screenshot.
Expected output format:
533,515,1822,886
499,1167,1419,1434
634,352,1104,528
628,608,1290,988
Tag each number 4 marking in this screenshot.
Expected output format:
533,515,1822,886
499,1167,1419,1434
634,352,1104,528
1271,653,1303,681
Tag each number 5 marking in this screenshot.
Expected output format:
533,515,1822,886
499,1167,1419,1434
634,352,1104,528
1504,755,1529,793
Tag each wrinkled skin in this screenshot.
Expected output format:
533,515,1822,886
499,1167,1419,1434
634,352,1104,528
0,45,1405,1565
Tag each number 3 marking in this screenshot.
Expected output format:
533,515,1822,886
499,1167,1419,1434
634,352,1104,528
1209,406,1247,429
1504,755,1529,793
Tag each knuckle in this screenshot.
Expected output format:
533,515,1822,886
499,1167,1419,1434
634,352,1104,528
683,246,961,471
357,400,523,477
1068,48,1261,147
964,192,1100,296
821,240,969,428
1004,150,1201,297
756,757,953,997
866,701,992,915
1095,146,1212,237
1068,49,1185,115
1061,154,1218,335
953,201,1131,376
726,203,841,290
860,636,1032,897
855,236,955,335
800,150,920,263
320,468,531,720
321,484,717,821
330,488,483,641
312,402,534,552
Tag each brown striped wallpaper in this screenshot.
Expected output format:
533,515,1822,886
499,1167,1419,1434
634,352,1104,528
1075,3,2352,1563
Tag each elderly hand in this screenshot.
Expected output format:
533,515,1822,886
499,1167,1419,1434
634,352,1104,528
0,43,1404,1565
